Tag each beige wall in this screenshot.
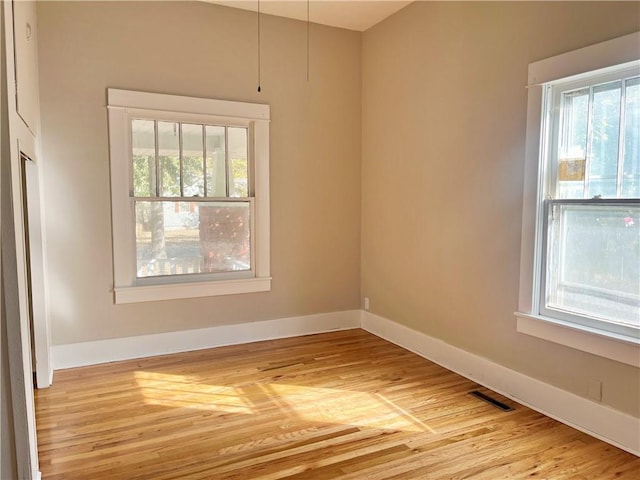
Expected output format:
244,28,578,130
362,1,640,416
37,1,362,344
37,0,639,417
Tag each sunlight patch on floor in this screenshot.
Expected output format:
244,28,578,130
135,371,436,433
262,383,435,433
134,371,255,414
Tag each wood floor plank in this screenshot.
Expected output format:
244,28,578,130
35,329,639,479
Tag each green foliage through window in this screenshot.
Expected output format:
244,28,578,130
131,119,249,199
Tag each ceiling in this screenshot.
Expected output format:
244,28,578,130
204,0,413,31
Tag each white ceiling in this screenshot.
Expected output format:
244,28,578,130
204,1,413,31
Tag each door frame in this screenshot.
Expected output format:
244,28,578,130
21,152,51,389
2,0,43,477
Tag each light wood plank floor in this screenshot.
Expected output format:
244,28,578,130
35,329,639,479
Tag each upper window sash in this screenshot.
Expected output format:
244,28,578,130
543,64,640,201
128,116,253,200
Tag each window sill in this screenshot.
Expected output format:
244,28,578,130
515,312,639,368
114,277,271,304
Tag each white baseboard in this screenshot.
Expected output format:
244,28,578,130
51,310,361,370
361,311,640,457
51,308,639,456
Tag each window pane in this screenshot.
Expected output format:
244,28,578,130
182,123,205,197
131,119,156,197
588,81,621,198
228,127,248,197
158,121,180,196
200,202,251,272
622,77,640,198
558,89,589,199
546,204,639,327
135,201,251,277
206,126,226,197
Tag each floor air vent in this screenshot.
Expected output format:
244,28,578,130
469,390,514,412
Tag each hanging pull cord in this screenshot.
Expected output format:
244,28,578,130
257,0,261,92
307,0,310,83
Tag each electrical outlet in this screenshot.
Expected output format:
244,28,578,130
364,297,370,310
587,378,602,402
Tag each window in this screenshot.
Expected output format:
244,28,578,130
541,67,639,337
517,33,640,366
108,89,271,303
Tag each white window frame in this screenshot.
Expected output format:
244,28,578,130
108,89,271,304
516,32,640,367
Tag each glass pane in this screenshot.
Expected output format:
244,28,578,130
546,204,639,327
158,121,181,196
206,126,226,197
228,127,248,197
135,201,251,277
558,89,589,199
131,119,156,197
199,202,251,272
622,77,640,198
182,124,205,197
588,81,621,198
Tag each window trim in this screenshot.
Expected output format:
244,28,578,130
107,89,271,304
516,32,640,366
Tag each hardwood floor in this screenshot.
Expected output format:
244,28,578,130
35,329,639,479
